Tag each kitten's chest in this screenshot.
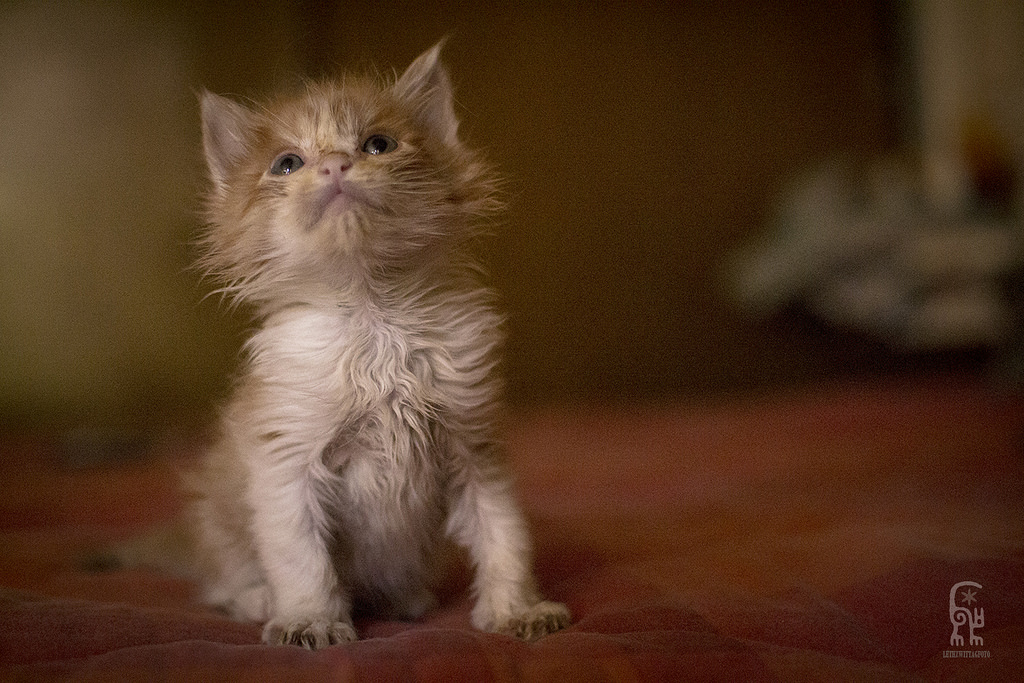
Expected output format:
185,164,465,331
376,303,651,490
257,306,447,498
327,313,449,514
254,299,496,449
334,309,446,411
258,304,447,403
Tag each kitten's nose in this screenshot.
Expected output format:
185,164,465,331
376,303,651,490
319,154,352,177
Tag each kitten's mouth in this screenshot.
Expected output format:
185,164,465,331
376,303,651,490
327,189,354,212
317,182,370,219
304,179,380,232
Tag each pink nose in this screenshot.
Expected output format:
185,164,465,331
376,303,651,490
320,155,352,176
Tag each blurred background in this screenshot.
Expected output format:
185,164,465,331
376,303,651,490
1,0,1022,431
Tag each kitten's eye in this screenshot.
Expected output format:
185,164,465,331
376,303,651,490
269,153,304,175
361,134,398,155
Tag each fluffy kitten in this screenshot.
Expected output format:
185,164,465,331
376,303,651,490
189,42,570,649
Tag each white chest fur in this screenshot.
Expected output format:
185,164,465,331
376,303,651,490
239,303,456,599
248,302,448,479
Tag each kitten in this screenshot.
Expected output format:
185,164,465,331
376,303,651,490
189,42,570,649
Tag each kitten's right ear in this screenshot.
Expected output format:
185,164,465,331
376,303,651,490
394,40,459,146
200,91,255,188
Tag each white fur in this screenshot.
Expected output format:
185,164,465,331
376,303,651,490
188,42,569,649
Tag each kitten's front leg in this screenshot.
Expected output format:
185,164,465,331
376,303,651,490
246,442,356,648
447,453,570,641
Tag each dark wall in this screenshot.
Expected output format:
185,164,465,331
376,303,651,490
0,1,893,428
288,1,893,401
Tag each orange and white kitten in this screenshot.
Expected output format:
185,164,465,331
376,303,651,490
189,42,569,649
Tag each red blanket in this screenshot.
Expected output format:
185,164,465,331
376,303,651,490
2,376,1021,681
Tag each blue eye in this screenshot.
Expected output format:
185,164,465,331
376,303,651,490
361,135,398,155
270,153,304,175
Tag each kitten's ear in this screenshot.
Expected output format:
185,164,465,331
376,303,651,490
200,91,256,189
394,40,459,145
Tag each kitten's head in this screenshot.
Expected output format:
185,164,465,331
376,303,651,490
199,42,498,304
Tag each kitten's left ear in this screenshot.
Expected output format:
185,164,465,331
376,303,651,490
394,40,459,146
200,90,256,191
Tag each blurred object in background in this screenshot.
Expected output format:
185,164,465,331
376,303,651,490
731,0,1024,378
732,157,1021,350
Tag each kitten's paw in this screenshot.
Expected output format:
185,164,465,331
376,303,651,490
494,601,571,642
262,618,357,649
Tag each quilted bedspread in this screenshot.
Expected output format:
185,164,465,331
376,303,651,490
1,375,1022,681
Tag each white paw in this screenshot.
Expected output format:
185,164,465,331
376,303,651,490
489,601,571,641
262,618,357,649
